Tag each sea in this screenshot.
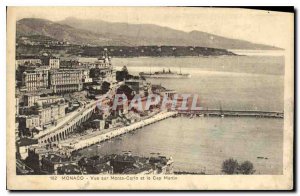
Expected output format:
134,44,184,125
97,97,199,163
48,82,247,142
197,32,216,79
78,50,284,174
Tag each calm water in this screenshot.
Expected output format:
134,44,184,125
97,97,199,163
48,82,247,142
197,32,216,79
80,117,283,174
113,56,284,111
79,55,284,174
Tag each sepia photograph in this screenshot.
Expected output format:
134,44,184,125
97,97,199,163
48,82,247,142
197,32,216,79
6,6,294,190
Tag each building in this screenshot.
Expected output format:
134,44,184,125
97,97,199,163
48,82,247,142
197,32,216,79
125,80,152,97
149,156,174,174
88,54,116,83
38,96,65,105
78,156,113,174
60,60,80,69
90,67,116,84
41,55,60,69
48,58,60,69
16,96,20,116
91,119,105,130
17,54,60,69
82,53,112,69
21,67,49,92
49,68,92,93
57,164,82,175
122,165,154,174
23,94,40,107
105,117,119,129
20,99,68,129
18,115,40,136
110,154,136,173
34,101,68,127
16,138,39,160
24,94,65,107
15,122,19,140
16,56,42,68
41,153,71,174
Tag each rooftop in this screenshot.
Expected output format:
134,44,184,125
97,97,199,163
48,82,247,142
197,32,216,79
42,153,70,163
17,138,38,147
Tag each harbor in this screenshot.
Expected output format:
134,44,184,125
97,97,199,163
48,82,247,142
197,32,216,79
15,32,285,176
57,108,283,155
78,116,283,175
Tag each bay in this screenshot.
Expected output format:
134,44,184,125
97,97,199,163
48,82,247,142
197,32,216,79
78,55,284,174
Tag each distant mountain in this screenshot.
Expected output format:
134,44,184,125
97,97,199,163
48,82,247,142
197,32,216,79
59,17,281,50
17,18,281,50
17,18,128,46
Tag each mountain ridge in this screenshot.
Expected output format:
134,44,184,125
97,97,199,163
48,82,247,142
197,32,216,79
17,17,282,50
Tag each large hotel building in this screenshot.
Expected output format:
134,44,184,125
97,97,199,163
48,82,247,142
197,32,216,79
49,68,92,93
21,67,92,93
21,67,50,92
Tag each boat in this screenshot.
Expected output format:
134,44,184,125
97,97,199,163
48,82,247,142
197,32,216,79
219,102,225,118
139,67,191,79
257,156,268,159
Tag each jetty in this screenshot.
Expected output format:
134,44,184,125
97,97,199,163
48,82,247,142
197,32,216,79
177,109,284,118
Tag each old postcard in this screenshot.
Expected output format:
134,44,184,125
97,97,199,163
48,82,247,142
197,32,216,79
7,7,294,190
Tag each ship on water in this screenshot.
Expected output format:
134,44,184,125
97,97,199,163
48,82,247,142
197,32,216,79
139,67,191,79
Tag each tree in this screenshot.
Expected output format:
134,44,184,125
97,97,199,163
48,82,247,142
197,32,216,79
239,161,255,174
101,81,111,94
222,159,255,175
121,66,129,74
116,66,130,81
222,158,239,174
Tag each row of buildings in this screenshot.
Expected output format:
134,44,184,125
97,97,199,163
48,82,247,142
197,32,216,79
17,94,68,137
20,150,174,175
15,52,117,135
20,67,92,93
16,54,60,69
17,53,116,94
15,52,178,176
15,53,114,138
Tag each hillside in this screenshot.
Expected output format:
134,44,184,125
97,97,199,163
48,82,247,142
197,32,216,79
17,18,128,46
59,17,281,50
16,17,281,50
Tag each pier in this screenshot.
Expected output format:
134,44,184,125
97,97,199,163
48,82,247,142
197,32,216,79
59,111,178,153
177,109,283,118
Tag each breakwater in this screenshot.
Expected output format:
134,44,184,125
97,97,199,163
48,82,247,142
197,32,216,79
177,109,283,118
62,111,178,153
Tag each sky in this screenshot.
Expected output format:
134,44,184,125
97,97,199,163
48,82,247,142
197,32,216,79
11,7,294,49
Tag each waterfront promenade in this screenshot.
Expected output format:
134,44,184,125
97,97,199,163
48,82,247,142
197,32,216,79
59,110,178,153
